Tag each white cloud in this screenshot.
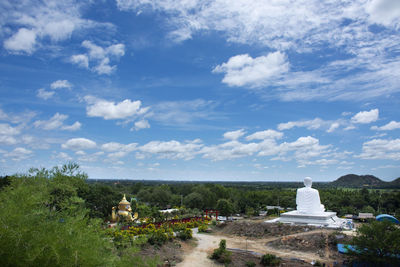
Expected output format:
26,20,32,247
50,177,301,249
246,129,283,141
371,121,400,131
133,119,150,131
223,129,245,140
84,96,148,120
33,113,80,131
327,122,340,133
2,0,114,54
5,147,33,161
358,138,400,160
0,136,18,145
139,139,203,160
351,109,379,124
201,140,260,161
118,0,400,101
3,28,36,54
50,80,72,90
71,41,125,75
37,88,55,100
53,151,72,161
278,118,328,131
61,138,97,150
70,54,89,68
366,0,400,27
213,52,288,88
0,123,21,136
62,121,81,131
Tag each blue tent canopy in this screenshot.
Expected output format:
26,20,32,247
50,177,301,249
376,214,399,224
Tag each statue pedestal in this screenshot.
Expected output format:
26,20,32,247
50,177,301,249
266,210,346,228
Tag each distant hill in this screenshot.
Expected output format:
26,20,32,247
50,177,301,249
330,174,385,187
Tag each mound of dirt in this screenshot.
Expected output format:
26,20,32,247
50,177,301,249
220,221,316,238
268,232,327,252
139,240,184,266
228,250,312,267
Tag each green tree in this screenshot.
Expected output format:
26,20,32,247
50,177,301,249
184,192,204,209
350,221,400,265
216,199,234,216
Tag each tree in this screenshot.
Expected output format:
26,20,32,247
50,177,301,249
216,199,234,216
350,221,400,265
184,192,203,209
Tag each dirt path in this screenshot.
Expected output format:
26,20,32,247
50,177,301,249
178,228,339,267
177,228,224,267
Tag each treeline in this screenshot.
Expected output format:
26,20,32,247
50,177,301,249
89,180,400,218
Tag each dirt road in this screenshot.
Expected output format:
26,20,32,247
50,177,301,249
178,228,338,267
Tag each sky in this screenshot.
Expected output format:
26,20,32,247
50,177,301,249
0,0,399,182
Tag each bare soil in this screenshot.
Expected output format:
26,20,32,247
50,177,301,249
217,220,317,238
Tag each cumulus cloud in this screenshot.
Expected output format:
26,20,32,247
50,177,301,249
5,147,33,161
3,28,36,54
371,121,400,131
351,109,379,124
246,129,283,141
2,0,112,54
213,52,288,88
366,0,400,27
278,118,330,131
358,138,400,160
71,41,125,75
84,96,148,120
61,138,97,150
70,54,89,68
117,0,400,101
50,80,72,90
133,119,150,131
327,122,340,133
139,139,203,160
33,113,81,131
223,129,245,140
36,88,55,100
0,123,21,145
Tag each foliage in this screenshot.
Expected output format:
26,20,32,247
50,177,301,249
198,224,208,232
177,228,193,241
260,254,281,266
245,262,256,267
349,221,400,265
0,164,160,267
216,199,234,216
211,239,232,265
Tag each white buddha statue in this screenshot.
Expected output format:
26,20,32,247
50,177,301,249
296,177,325,214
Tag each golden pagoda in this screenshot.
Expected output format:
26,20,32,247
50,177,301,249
111,194,138,222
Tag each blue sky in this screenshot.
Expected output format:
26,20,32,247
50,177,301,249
0,0,399,181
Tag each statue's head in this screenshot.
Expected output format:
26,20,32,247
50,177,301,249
304,177,312,187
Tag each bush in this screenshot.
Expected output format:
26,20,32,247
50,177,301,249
177,228,192,240
260,254,281,266
211,239,232,265
245,261,256,267
148,229,169,246
198,224,208,232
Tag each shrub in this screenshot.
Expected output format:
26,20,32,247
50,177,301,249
211,239,232,265
198,224,208,232
260,254,281,266
245,261,256,267
177,228,193,240
148,229,168,246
